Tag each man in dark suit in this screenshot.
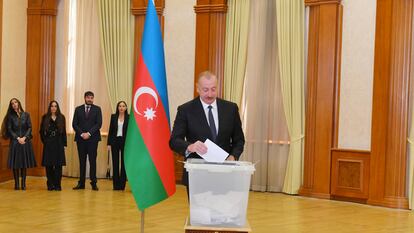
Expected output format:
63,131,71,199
169,71,245,192
72,91,102,191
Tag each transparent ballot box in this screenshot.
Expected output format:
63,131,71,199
184,159,255,227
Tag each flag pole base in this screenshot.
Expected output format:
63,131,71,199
141,210,145,233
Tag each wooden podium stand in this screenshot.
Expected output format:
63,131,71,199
184,217,251,233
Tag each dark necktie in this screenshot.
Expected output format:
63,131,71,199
85,105,90,118
208,105,217,142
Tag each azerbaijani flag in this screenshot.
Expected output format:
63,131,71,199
124,0,176,211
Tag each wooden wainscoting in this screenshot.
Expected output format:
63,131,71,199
368,0,411,209
193,0,228,97
26,0,59,176
331,149,370,202
0,138,11,182
299,0,343,199
174,152,184,183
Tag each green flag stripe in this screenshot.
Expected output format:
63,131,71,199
124,114,168,210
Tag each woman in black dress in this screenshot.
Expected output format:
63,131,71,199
39,100,67,191
0,98,36,190
107,101,129,190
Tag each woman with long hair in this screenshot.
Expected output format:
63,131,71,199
39,100,67,191
107,101,129,190
0,98,36,190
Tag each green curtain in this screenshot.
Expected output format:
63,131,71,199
276,0,305,194
98,0,134,111
223,0,250,107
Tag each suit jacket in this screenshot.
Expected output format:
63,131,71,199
169,97,245,185
107,113,129,145
72,104,102,142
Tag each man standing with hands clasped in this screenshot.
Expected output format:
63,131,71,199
72,91,102,191
169,71,245,195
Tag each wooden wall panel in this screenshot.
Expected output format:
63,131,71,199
193,0,227,97
0,139,11,182
368,0,412,209
0,0,2,99
26,0,58,176
0,0,8,182
331,149,370,200
300,0,342,199
305,0,341,6
174,154,184,183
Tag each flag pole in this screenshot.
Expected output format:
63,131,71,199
140,210,145,233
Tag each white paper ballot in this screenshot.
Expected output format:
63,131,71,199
198,139,229,162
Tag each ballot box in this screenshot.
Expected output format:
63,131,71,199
184,159,255,227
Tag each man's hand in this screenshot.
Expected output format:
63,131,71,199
107,145,111,151
226,155,236,161
81,133,90,140
187,141,208,155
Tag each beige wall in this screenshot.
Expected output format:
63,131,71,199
338,0,377,150
1,0,27,118
164,0,196,125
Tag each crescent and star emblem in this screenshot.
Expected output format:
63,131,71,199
133,86,159,120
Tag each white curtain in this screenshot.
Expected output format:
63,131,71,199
71,0,111,128
55,0,112,178
54,0,70,124
241,0,290,192
56,0,111,131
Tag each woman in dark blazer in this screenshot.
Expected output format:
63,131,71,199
1,98,36,190
107,101,129,190
39,101,67,191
